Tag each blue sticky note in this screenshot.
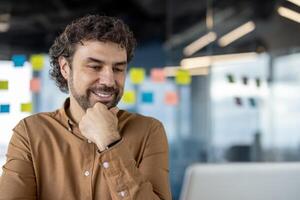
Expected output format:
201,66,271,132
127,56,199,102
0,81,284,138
142,92,154,103
249,98,256,107
0,104,10,113
12,55,27,67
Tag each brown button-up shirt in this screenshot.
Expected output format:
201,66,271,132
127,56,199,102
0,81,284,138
0,99,171,200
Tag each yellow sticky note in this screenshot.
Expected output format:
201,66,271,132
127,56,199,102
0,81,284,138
175,69,191,85
21,103,32,113
0,80,8,90
130,68,145,84
121,91,136,104
30,54,45,71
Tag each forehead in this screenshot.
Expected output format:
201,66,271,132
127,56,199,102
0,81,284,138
73,40,127,63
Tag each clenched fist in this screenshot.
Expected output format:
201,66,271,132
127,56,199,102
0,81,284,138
79,102,121,152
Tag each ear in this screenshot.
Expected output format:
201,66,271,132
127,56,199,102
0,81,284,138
58,56,70,80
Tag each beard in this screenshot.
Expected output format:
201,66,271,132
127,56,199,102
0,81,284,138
68,71,122,111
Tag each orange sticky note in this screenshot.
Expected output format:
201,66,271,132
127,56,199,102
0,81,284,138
130,68,145,84
30,78,41,92
121,90,136,104
175,69,191,85
151,68,165,82
30,54,45,71
21,103,32,113
165,91,179,105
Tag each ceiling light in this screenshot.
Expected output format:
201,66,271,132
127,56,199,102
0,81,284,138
181,52,258,69
287,0,300,7
218,21,256,47
0,22,9,32
278,6,300,23
0,14,10,22
183,32,217,56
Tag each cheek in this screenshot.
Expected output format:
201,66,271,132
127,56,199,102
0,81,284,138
72,72,95,90
115,74,126,88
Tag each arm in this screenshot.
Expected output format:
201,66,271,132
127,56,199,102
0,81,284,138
99,122,171,200
79,103,171,200
0,120,37,200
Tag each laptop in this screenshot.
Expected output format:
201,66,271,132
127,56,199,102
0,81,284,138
180,163,300,200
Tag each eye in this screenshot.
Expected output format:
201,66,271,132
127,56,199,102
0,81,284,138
87,65,101,70
113,67,124,73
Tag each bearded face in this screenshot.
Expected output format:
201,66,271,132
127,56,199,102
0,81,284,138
64,40,127,111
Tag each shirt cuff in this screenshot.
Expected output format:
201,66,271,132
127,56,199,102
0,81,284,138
98,139,136,176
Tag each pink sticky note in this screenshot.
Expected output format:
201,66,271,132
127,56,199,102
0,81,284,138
151,68,165,82
30,78,41,92
164,91,179,105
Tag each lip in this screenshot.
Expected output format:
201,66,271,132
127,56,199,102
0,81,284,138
91,91,115,102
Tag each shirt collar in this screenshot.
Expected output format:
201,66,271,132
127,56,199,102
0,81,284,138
58,98,74,130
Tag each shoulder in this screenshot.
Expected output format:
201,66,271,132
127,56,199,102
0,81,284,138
118,110,164,130
13,110,62,134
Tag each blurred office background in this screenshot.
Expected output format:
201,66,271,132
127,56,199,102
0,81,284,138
1,0,300,199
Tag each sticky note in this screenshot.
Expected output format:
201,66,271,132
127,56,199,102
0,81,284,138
21,103,32,113
164,91,179,106
30,78,41,92
256,78,261,87
151,68,165,82
234,97,243,106
121,91,136,104
175,69,191,85
249,98,256,107
227,74,235,83
142,92,154,103
0,80,8,90
0,104,10,113
130,68,145,84
12,55,26,67
242,76,248,85
30,54,45,71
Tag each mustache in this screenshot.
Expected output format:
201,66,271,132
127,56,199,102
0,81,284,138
89,85,119,94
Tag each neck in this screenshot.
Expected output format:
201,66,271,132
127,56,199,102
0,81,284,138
67,95,85,124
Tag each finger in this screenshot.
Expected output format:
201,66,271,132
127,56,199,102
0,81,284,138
110,107,119,115
93,102,106,110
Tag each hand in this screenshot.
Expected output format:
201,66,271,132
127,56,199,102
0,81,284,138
79,102,120,151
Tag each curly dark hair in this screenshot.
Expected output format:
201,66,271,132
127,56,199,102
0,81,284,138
49,14,137,93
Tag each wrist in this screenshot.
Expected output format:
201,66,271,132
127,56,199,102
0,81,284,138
96,136,121,152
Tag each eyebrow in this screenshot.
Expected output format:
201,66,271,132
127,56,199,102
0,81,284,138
86,57,127,66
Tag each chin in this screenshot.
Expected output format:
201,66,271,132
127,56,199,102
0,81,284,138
90,100,115,109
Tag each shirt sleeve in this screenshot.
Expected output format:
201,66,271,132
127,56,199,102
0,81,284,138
0,120,37,200
99,121,172,200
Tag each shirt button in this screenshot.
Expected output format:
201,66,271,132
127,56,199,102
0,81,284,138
87,140,92,144
103,162,109,169
119,190,127,197
84,171,90,176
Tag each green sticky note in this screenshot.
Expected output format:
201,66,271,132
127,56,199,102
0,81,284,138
122,91,136,104
227,74,235,83
21,103,32,113
130,68,145,84
175,69,191,85
0,80,8,90
30,54,45,71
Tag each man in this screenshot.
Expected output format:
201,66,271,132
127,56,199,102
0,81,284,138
0,15,171,200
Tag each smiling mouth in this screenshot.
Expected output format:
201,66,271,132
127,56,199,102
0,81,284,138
91,91,115,102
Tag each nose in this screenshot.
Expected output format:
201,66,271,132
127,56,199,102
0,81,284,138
98,66,115,87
